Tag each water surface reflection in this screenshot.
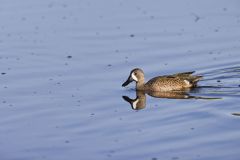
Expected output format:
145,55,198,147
122,89,220,110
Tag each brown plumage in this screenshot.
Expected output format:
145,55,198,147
122,68,202,91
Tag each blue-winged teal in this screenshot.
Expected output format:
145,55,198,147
122,68,202,91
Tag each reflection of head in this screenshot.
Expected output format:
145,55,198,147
122,91,146,110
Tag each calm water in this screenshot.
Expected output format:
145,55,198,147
0,0,240,160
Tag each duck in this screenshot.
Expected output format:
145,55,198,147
122,68,202,91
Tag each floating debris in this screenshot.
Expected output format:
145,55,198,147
171,157,180,160
21,17,26,21
191,13,201,22
62,4,68,8
65,140,70,143
223,8,227,11
130,34,135,37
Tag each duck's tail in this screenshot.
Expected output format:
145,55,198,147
191,75,203,87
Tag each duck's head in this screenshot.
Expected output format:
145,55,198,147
122,68,144,87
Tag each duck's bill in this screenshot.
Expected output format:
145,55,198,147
122,96,133,102
122,76,133,87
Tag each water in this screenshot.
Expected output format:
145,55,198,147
0,0,240,159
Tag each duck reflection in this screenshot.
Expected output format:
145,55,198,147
122,90,219,110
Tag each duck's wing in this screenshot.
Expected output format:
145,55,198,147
147,71,202,84
171,71,202,82
146,75,177,84
172,71,195,77
148,71,195,80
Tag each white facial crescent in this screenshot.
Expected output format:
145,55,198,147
132,99,139,110
131,72,138,82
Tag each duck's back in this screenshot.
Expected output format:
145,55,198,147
145,72,202,91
